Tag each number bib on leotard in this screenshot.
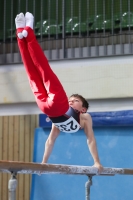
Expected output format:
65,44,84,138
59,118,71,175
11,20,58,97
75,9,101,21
54,116,81,133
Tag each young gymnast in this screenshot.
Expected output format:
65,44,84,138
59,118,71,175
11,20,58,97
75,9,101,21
15,12,103,172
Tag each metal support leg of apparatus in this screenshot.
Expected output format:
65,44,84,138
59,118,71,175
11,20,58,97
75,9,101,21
8,172,17,200
85,176,92,200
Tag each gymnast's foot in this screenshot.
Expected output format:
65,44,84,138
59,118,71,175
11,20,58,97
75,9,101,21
25,12,34,29
15,13,25,39
15,13,25,29
22,12,34,38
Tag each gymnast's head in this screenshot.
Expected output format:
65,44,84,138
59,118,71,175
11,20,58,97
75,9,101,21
68,94,89,113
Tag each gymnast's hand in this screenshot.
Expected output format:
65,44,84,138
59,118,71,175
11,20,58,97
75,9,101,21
37,162,46,176
93,162,103,174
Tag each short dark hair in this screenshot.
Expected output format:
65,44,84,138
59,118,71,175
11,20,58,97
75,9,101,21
69,94,89,110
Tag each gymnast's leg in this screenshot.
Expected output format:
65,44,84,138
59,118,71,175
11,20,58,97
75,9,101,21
15,13,54,115
15,12,69,117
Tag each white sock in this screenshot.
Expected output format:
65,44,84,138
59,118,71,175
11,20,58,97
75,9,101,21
15,13,25,29
17,32,23,39
22,30,28,38
25,12,34,29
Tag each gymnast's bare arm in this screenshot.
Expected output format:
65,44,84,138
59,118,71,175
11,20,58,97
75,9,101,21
42,113,103,173
81,113,103,173
42,123,60,163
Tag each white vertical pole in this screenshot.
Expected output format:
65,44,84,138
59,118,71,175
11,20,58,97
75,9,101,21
8,173,17,200
85,176,92,200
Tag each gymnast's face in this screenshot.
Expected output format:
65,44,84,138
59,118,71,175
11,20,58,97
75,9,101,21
68,97,87,113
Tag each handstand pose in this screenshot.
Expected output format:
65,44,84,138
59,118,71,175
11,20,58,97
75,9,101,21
15,12,103,172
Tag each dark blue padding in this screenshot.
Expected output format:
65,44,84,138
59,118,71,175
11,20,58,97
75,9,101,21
91,110,133,126
39,110,133,127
